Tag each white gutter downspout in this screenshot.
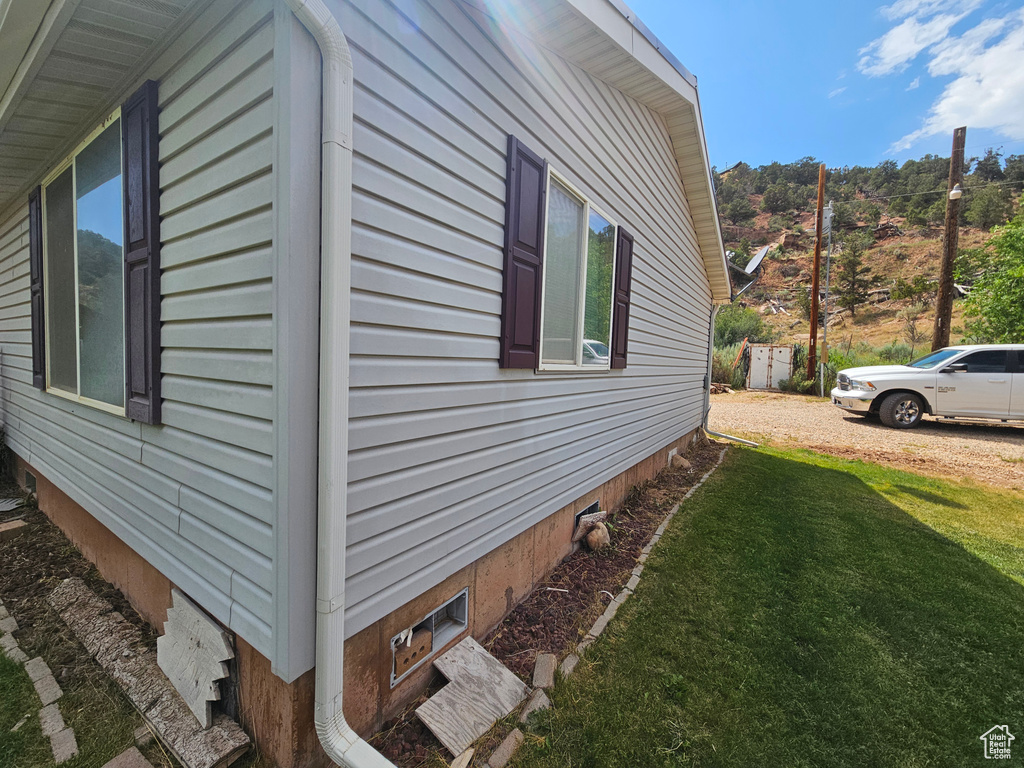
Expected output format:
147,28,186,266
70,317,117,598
282,1,396,766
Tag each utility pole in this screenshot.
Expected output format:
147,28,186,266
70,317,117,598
932,126,966,351
806,163,826,381
820,201,834,397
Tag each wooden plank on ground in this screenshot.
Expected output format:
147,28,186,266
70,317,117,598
415,637,528,756
49,578,249,768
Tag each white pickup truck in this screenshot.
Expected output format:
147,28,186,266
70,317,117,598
831,344,1024,428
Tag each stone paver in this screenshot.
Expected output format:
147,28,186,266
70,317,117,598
50,728,79,764
134,724,154,748
39,703,66,737
25,656,51,682
519,688,551,723
532,653,557,689
0,615,18,634
0,519,28,542
559,653,579,678
0,633,29,663
102,746,155,768
0,603,8,620
487,728,524,768
34,673,63,706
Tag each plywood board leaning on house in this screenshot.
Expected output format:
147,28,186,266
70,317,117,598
415,637,528,756
157,589,234,729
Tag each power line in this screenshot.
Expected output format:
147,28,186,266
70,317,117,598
863,179,1022,203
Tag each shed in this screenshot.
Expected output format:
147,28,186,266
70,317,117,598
747,344,794,390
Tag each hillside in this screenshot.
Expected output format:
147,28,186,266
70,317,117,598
714,152,1023,354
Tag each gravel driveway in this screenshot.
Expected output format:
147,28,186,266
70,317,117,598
709,391,1024,490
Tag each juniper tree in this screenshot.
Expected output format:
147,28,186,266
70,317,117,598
834,232,875,316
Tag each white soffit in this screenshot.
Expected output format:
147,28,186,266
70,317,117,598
0,0,201,217
0,0,53,107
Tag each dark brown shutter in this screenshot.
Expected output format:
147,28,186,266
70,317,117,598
122,80,161,424
28,186,45,389
499,135,547,368
610,228,634,370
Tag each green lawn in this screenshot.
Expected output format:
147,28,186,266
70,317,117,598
513,447,1024,768
0,652,52,767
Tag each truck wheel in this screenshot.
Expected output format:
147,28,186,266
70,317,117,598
879,392,924,429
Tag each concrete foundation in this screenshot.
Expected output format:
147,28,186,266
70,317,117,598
13,428,696,766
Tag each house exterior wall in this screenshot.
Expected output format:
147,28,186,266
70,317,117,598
1,0,717,727
336,0,715,638
0,0,323,681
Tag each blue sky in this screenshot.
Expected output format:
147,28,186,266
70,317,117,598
626,0,1024,171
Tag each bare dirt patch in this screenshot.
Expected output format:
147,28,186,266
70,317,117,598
710,390,1024,490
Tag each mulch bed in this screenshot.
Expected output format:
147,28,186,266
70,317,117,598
0,483,158,663
371,437,725,766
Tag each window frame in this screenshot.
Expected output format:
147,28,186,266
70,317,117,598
536,169,618,373
40,107,127,418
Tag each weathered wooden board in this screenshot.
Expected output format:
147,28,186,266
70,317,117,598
50,578,249,768
415,637,528,756
158,589,234,729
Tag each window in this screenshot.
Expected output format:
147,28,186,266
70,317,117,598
42,114,126,412
29,80,162,424
499,135,634,371
539,175,616,369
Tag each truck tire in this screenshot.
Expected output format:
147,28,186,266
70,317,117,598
879,392,924,429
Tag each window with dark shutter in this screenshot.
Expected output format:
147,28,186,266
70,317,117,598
500,135,547,369
28,186,45,389
610,228,634,369
32,81,161,422
500,134,632,372
121,80,161,424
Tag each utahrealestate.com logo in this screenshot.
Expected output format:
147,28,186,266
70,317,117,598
980,726,1015,760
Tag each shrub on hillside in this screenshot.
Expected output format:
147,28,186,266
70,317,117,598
715,304,777,346
878,341,913,363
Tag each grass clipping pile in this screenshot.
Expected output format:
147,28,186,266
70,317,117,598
372,437,723,766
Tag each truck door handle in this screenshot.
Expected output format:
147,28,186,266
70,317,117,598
988,378,1006,383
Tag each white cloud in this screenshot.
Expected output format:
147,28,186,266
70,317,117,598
891,10,1024,151
880,0,979,21
829,86,848,98
858,13,969,75
926,15,1007,75
857,0,1024,153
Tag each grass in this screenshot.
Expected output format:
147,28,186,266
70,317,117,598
0,653,51,767
512,447,1024,767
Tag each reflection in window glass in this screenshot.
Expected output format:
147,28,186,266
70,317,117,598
907,349,960,369
541,181,584,365
582,210,614,365
45,167,78,394
75,120,124,407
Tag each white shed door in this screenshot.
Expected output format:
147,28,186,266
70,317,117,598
748,346,793,389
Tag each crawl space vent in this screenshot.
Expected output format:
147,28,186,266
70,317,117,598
390,589,468,688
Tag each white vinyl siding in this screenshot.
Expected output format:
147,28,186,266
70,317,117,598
0,0,315,673
339,0,713,637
